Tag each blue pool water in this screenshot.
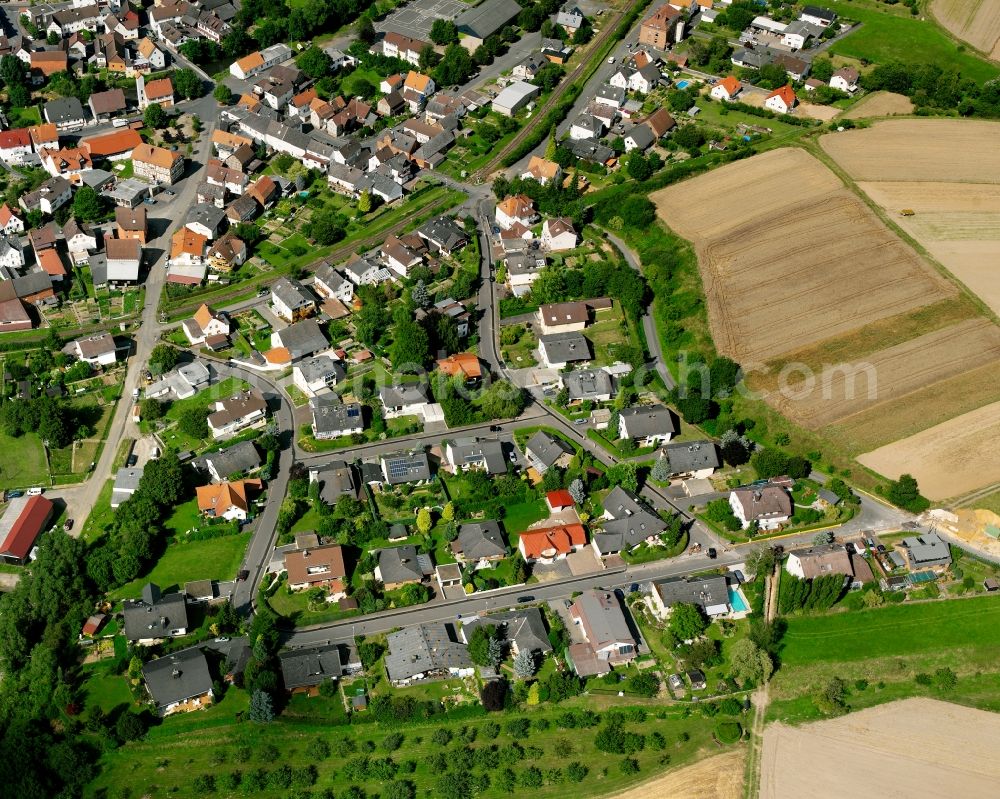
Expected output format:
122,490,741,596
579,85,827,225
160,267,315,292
729,588,749,613
676,80,690,89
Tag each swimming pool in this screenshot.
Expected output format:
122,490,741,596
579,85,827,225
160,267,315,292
729,587,749,613
676,79,690,89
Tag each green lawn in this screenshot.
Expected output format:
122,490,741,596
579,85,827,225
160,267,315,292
502,498,549,533
779,594,1000,664
769,595,1000,723
0,430,49,490
825,0,1000,82
82,662,134,715
110,533,251,600
162,497,206,537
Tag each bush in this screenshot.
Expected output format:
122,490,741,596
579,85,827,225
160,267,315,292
714,721,742,744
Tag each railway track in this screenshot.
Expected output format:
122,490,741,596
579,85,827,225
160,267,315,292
471,0,638,180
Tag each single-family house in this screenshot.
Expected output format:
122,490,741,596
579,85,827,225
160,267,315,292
518,523,586,563
66,332,118,367
196,479,262,522
312,262,354,304
207,389,268,439
308,460,359,504
649,574,731,618
495,194,537,230
132,143,184,185
567,589,637,676
538,301,589,335
105,237,142,283
562,368,613,403
143,647,214,715
196,441,262,483
123,583,188,644
309,395,364,440
541,217,578,251
570,113,603,141
285,543,347,595
380,452,432,486
270,318,328,361
294,355,345,397
279,645,343,693
115,206,148,244
521,155,561,186
451,521,507,567
764,85,798,114
800,5,837,27
711,76,742,102
524,430,574,474
830,67,859,93
899,533,952,570
729,485,792,530
538,331,591,368
270,277,316,322
384,622,472,685
660,440,720,479
592,486,667,557
443,437,506,475
0,204,24,235
182,303,229,346
376,544,431,590
786,543,874,589
618,404,678,446
461,608,551,656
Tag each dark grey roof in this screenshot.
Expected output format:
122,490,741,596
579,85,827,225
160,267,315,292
538,331,590,364
143,646,213,711
279,644,342,689
662,440,720,475
454,0,521,39
524,430,573,467
598,486,667,551
453,521,506,560
274,318,328,359
618,404,678,439
462,607,551,654
271,276,315,311
198,440,261,480
901,533,951,566
732,48,769,69
653,574,730,611
446,437,506,474
572,589,635,648
563,368,613,400
310,395,363,437
123,583,189,641
566,138,614,164
296,354,345,385
381,451,432,485
384,622,471,682
625,124,654,150
417,215,467,252
378,544,427,584
309,460,358,504
571,114,602,137
380,382,431,408
44,96,85,124
802,5,837,21
185,203,226,232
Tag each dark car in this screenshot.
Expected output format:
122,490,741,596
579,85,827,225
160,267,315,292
63,519,74,531
771,544,784,556
516,595,535,603
490,425,502,432
126,454,138,467
6,490,24,499
237,570,250,582
629,583,639,593
707,548,717,559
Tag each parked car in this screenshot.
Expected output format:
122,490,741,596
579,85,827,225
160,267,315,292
63,519,74,531
516,595,535,603
6,490,24,499
629,583,639,593
237,570,250,582
126,454,138,467
707,548,717,559
489,424,502,432
27,487,43,496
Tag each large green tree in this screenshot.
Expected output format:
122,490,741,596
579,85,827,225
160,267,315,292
669,602,709,641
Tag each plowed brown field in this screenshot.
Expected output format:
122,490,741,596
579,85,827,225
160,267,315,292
650,148,954,364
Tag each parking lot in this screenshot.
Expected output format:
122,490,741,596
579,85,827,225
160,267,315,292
376,0,468,41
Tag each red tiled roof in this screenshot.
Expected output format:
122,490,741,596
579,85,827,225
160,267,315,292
0,496,53,561
546,489,574,509
518,523,586,559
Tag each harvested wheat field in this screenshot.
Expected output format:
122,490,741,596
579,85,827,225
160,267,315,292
767,318,1000,429
932,0,1000,59
858,400,1000,501
839,90,914,118
605,751,744,799
823,120,1000,315
797,102,839,121
820,119,1000,183
760,698,1000,799
651,148,955,364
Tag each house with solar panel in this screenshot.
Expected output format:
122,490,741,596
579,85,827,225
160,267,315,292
380,451,432,485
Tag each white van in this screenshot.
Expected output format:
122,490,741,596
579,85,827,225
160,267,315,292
27,487,43,496
112,118,128,128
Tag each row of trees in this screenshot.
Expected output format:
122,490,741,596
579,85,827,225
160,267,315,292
0,394,79,448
